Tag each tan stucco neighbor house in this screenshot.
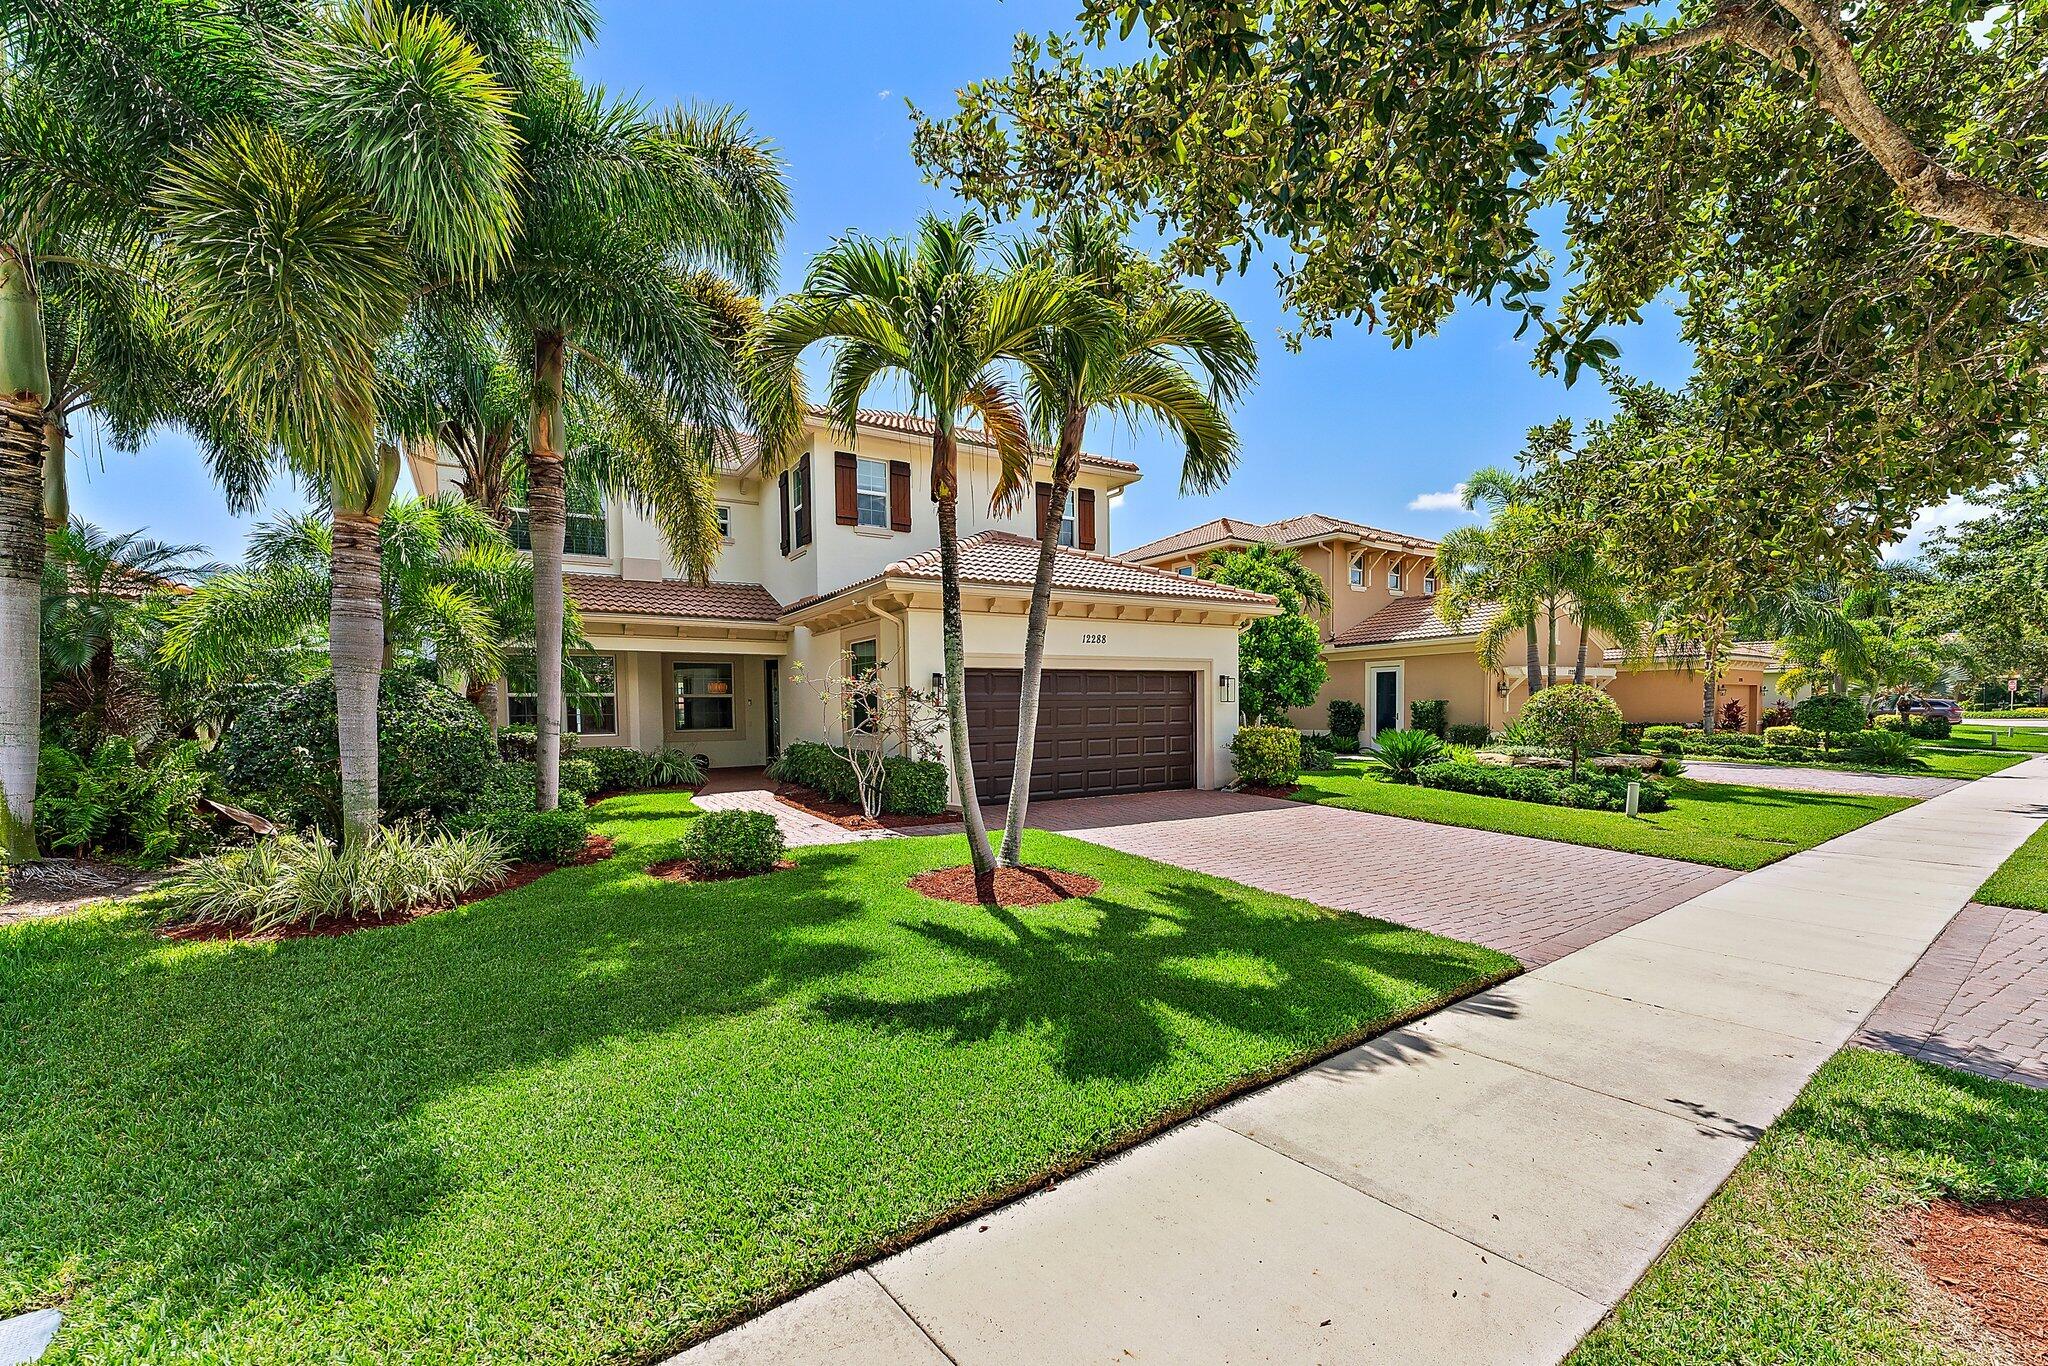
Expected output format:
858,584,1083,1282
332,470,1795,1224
1121,513,1786,737
407,410,1277,806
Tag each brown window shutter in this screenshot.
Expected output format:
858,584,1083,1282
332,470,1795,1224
1078,487,1097,550
795,453,813,547
1034,481,1052,539
778,471,791,556
889,460,912,531
834,451,858,525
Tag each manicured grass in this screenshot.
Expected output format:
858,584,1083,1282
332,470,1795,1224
0,791,1512,1364
1573,1048,2048,1364
1938,723,2048,755
1677,746,2027,779
1294,763,1911,869
1977,821,2048,912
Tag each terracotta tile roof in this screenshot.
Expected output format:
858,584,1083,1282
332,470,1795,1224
786,531,1278,616
819,409,1139,473
1330,594,1501,646
1604,640,1785,666
564,573,782,622
1120,512,1437,563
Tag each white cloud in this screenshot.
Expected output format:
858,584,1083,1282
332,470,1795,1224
1408,484,1470,513
1886,494,1991,560
876,89,892,100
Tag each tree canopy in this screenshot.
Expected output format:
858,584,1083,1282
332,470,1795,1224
1196,543,1328,724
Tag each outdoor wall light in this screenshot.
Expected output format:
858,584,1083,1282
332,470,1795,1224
931,673,944,695
1496,678,1510,697
1218,674,1235,703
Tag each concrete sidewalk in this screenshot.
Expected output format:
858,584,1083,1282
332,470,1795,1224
672,759,2048,1366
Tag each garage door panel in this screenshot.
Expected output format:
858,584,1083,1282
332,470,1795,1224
966,668,1197,803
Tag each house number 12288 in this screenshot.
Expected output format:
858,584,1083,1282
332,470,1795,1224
1080,633,1107,645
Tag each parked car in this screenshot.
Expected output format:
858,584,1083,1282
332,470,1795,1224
1894,697,1963,724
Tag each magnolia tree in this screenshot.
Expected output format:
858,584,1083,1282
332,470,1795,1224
1520,684,1623,779
786,657,946,819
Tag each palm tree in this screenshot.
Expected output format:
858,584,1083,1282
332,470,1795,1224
998,212,1255,865
751,213,1083,885
1438,467,1546,698
485,75,788,813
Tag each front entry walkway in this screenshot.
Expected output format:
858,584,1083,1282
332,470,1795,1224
692,769,897,847
1024,790,1736,967
673,760,2048,1366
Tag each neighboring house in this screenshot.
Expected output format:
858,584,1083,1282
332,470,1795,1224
1122,513,1782,736
1605,641,1791,730
406,410,1277,804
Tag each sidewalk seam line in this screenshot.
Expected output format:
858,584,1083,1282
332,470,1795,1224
863,1269,961,1365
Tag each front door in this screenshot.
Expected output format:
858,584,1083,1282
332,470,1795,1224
763,660,781,759
1372,668,1400,738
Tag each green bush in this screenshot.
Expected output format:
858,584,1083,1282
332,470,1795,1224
1846,727,1916,767
1641,725,1687,741
495,725,580,763
35,738,215,866
1520,684,1624,775
1409,698,1448,739
585,747,654,792
215,674,494,832
765,742,946,814
1792,694,1866,750
1230,725,1302,787
1328,699,1364,749
1415,759,1669,812
881,755,949,814
1447,723,1491,747
1296,731,1339,771
559,756,601,804
1365,728,1446,782
648,747,708,789
1876,714,1951,740
678,809,786,876
1764,725,1815,747
158,827,510,932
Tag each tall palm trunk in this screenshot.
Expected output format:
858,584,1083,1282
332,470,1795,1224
1000,408,1083,866
1522,618,1540,716
40,409,65,527
933,431,998,886
527,329,568,812
1573,620,1589,685
328,447,400,848
0,244,51,859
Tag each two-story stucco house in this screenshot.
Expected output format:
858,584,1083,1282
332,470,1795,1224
1122,514,1788,736
407,410,1278,804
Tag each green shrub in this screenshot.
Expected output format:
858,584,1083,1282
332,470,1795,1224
495,725,580,763
1764,725,1814,747
1447,723,1491,747
1297,731,1340,771
647,747,708,788
1846,728,1916,767
1641,725,1687,741
678,809,786,876
559,756,601,804
881,756,949,814
1792,694,1866,750
766,742,943,814
159,827,510,932
1876,714,1951,740
1760,704,1796,729
585,747,654,792
1415,759,1669,812
1328,699,1364,749
1409,698,1448,739
35,737,215,866
1230,725,1302,787
1365,728,1447,782
215,674,494,832
1520,684,1624,776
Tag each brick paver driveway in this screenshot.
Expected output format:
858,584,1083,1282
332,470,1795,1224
694,770,895,847
1858,902,2048,1088
1682,759,1964,799
1025,791,1738,967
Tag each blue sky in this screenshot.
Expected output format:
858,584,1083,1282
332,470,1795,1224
70,0,1710,561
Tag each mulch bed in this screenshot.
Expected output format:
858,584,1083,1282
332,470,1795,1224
644,856,797,884
1905,1197,2048,1363
158,834,617,943
775,788,956,831
1239,784,1301,799
908,865,1100,908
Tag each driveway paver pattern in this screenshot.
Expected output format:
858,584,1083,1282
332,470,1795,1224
1681,760,1964,799
692,772,895,847
1025,790,1738,967
1858,901,2048,1088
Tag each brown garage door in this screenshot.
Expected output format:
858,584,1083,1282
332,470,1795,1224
965,668,1197,804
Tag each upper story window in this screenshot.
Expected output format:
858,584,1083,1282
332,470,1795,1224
1388,565,1405,593
779,453,813,556
1423,569,1437,595
508,653,616,735
509,485,607,558
1057,490,1079,548
1035,481,1095,549
1176,565,1194,577
715,505,731,540
856,458,889,528
1349,553,1367,588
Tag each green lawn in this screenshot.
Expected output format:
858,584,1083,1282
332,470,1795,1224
1573,1049,2048,1364
0,791,1512,1365
1977,821,2048,912
1676,746,2027,779
1294,763,1911,869
1937,723,2048,755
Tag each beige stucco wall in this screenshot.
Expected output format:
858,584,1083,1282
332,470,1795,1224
1291,646,1509,737
496,647,773,767
1605,664,1771,733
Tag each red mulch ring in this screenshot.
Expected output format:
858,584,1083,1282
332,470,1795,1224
1239,784,1300,799
908,865,1100,907
775,788,955,831
1905,1197,2048,1363
158,834,617,942
644,856,796,884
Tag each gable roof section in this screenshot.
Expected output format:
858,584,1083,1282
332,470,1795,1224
1331,594,1501,647
565,573,783,622
834,409,1139,473
1121,512,1437,563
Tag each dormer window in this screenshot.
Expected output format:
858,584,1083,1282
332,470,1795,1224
1349,553,1366,587
1388,565,1405,593
1423,569,1437,595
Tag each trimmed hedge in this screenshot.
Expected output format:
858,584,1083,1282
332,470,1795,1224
678,809,786,876
1415,759,1670,812
1447,723,1492,747
1328,699,1364,749
1641,725,1687,741
1874,714,1952,740
766,741,948,815
1764,725,1816,747
1231,725,1301,787
1409,698,1448,739
1297,731,1341,771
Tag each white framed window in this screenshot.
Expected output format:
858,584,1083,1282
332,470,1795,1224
508,653,616,735
1423,569,1437,595
715,505,731,539
1388,565,1405,593
1057,490,1079,548
1349,553,1367,588
674,661,734,731
509,487,608,557
1176,565,1194,576
789,465,808,543
856,457,889,528
847,638,879,732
